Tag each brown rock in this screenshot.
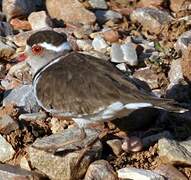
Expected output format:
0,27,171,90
84,160,118,180
133,67,159,90
103,30,119,43
170,0,187,12
0,115,19,135
137,0,164,8
181,46,191,83
10,18,31,30
106,139,123,156
46,0,96,25
2,0,36,21
7,30,36,47
154,164,188,180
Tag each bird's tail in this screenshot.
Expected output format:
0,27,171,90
150,98,188,113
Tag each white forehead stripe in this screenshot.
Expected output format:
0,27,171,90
39,42,71,52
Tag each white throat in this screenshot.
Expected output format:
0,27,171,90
39,42,71,52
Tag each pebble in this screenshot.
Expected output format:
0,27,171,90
0,38,16,60
20,156,31,171
122,137,143,153
76,39,93,51
130,7,172,34
88,0,108,9
29,127,102,180
84,160,117,180
111,43,138,65
92,35,109,53
19,112,47,121
175,30,191,53
10,18,32,30
46,0,96,25
7,30,36,47
3,85,40,113
0,134,15,162
95,10,122,24
154,164,188,180
170,0,189,12
111,43,124,63
168,59,184,85
106,139,123,156
121,43,138,66
0,22,13,36
158,138,191,165
181,46,191,83
2,0,36,21
102,29,119,43
0,115,19,135
133,67,160,90
28,11,53,30
50,118,69,134
0,163,43,179
137,0,164,8
117,167,165,180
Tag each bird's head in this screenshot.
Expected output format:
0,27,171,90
17,30,71,75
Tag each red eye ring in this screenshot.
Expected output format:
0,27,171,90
32,45,44,55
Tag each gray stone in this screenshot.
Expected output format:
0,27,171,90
95,10,122,24
84,160,117,180
111,43,124,63
158,138,191,165
168,59,184,85
2,0,36,21
28,11,53,30
88,0,108,9
3,85,40,113
19,112,47,121
46,0,96,25
29,127,102,180
0,163,43,180
121,43,138,66
175,30,191,53
111,43,138,65
0,135,15,162
0,115,19,135
117,167,165,180
0,22,13,36
130,8,172,34
92,35,109,53
154,164,188,180
106,139,123,156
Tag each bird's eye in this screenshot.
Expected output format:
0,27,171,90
32,45,44,55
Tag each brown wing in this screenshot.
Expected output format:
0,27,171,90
34,52,157,116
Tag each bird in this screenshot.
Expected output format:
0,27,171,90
17,30,187,152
